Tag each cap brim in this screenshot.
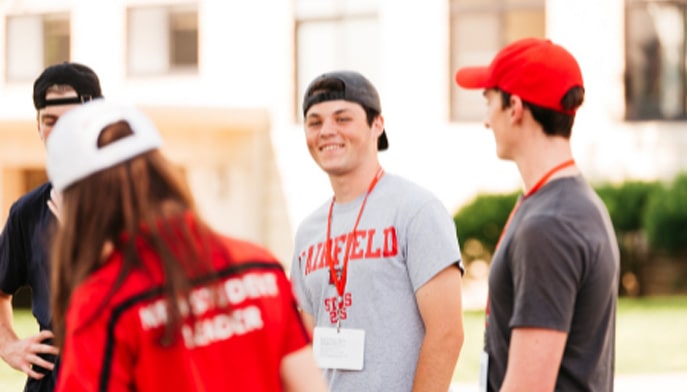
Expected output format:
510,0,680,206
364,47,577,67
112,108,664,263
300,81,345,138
455,66,490,89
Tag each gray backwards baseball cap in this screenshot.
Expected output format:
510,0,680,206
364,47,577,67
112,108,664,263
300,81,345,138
302,71,388,151
33,62,103,110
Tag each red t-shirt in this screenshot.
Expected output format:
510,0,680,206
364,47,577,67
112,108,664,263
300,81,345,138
56,218,309,392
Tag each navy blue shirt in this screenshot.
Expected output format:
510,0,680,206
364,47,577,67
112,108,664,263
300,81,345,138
0,182,54,331
0,182,58,391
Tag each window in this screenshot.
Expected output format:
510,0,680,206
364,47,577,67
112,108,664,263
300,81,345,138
294,0,381,120
170,9,198,67
449,0,545,122
625,0,687,120
127,5,199,75
5,13,70,82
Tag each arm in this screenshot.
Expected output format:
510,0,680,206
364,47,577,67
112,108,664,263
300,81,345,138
281,345,327,392
412,265,464,392
0,291,58,379
280,266,325,392
500,327,567,392
299,311,315,338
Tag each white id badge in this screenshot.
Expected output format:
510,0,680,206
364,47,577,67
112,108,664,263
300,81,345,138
312,327,365,370
478,350,489,392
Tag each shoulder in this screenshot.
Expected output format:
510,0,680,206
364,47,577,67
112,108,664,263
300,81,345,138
516,178,610,248
67,259,124,331
380,173,435,196
2,182,53,239
537,176,600,212
516,198,576,243
218,236,281,267
7,182,51,218
526,177,609,230
378,174,452,222
377,173,444,207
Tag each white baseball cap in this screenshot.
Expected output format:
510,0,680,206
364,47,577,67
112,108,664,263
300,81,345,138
47,99,163,192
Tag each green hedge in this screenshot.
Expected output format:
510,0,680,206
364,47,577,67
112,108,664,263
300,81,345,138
453,176,685,256
595,180,661,233
453,175,687,295
453,191,519,254
644,174,687,254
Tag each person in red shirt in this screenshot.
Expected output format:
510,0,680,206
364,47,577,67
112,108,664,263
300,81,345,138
45,99,327,392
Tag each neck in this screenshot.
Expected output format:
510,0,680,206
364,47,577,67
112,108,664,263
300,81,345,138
329,162,382,203
515,136,578,194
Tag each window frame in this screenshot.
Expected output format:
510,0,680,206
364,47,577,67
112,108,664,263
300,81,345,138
5,12,71,83
293,0,381,122
624,0,687,121
126,4,199,77
448,0,546,122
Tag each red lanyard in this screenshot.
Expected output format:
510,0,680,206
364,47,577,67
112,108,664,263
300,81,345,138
485,159,575,327
325,167,384,300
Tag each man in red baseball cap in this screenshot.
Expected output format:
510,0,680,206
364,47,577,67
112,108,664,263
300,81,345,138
455,38,619,392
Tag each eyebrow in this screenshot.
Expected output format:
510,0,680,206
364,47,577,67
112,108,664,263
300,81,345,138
306,108,352,120
333,108,352,115
40,113,58,121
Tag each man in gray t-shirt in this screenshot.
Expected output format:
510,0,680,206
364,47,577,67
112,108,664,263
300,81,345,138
291,70,465,392
455,38,619,391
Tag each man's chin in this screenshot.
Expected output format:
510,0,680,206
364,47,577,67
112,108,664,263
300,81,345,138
320,163,347,176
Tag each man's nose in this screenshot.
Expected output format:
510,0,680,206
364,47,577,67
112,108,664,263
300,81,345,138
320,118,338,135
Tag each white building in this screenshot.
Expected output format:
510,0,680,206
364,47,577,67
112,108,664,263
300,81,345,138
0,0,685,264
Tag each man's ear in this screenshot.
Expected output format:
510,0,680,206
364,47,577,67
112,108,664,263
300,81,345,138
36,112,42,135
509,95,525,125
372,114,385,138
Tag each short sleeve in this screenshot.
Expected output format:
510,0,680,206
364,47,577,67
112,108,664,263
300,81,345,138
0,205,28,294
289,250,313,315
509,216,584,331
405,199,463,292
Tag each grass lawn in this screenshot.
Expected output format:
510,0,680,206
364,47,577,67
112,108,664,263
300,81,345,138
1,296,685,390
452,295,687,384
0,310,39,392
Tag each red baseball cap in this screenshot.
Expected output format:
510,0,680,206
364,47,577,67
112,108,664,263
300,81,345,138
455,38,584,114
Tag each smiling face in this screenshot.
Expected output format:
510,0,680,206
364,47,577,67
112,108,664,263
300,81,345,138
37,86,81,143
304,100,383,178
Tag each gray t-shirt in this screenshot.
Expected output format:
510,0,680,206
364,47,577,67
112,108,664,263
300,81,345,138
485,176,619,392
291,173,463,392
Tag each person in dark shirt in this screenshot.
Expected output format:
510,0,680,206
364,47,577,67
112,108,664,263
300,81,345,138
0,62,103,392
455,38,619,391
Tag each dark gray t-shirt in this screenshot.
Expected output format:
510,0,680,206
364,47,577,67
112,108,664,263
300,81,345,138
291,173,463,392
485,176,619,392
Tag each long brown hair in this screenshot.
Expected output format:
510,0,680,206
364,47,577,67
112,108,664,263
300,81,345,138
51,120,215,346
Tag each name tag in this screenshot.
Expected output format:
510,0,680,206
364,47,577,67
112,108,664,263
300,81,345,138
479,350,489,392
312,327,365,371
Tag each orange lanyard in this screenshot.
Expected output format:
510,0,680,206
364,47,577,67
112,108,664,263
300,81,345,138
486,159,576,327
325,167,384,310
